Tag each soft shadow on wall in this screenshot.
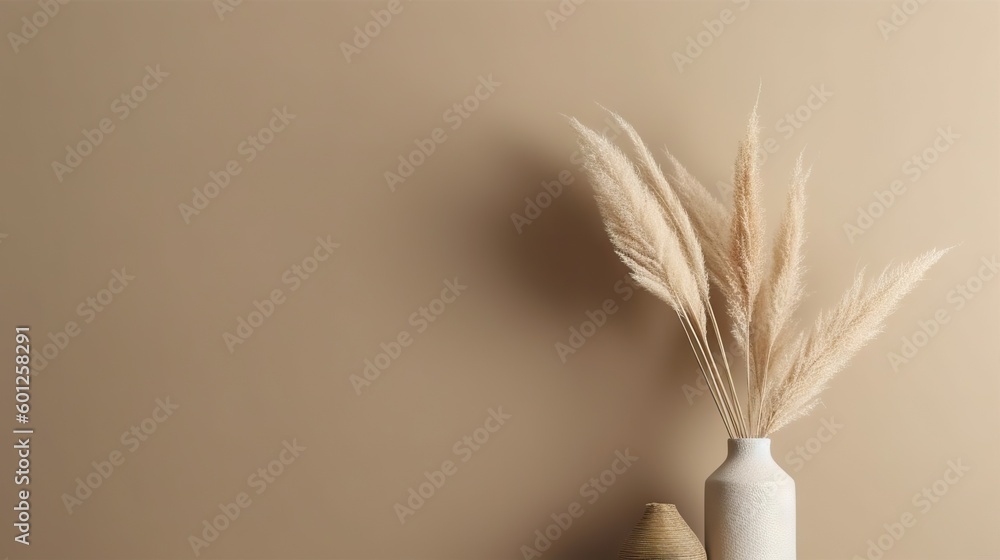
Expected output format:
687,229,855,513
471,131,721,558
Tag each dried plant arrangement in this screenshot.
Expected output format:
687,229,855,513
568,103,946,437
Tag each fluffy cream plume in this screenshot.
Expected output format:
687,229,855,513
726,105,766,355
725,104,767,434
762,248,949,434
571,115,752,436
662,149,731,291
750,153,810,433
601,108,711,302
567,117,707,331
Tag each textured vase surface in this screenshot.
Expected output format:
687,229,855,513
705,438,795,560
619,503,706,560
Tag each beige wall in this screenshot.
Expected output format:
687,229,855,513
2,1,998,559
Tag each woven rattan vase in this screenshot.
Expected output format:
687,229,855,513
619,503,706,560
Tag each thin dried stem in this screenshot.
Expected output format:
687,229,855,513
707,302,748,437
681,312,741,437
678,312,735,438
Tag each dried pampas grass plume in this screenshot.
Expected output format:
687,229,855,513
662,149,731,293
762,248,948,434
601,107,711,303
726,104,766,352
751,153,809,434
568,114,749,437
726,103,766,433
567,117,706,331
568,101,947,438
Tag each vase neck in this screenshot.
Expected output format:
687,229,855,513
727,438,771,457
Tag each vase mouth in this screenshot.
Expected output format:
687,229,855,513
726,438,772,453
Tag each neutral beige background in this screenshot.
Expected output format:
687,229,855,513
1,1,998,559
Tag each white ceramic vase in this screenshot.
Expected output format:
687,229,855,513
705,438,795,560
